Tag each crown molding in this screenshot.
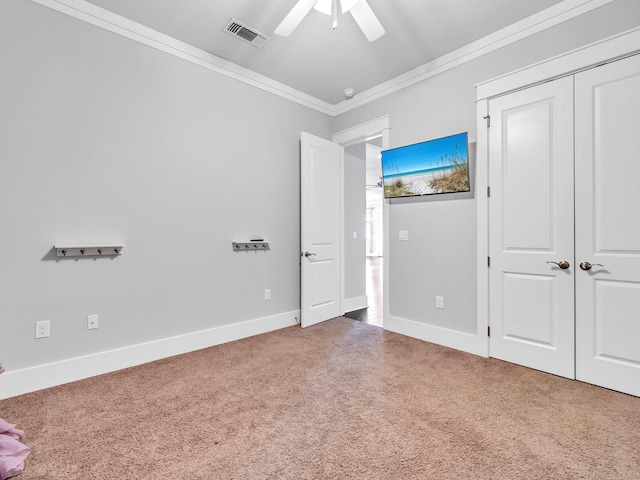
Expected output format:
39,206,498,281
30,0,335,115
332,0,615,115
475,26,640,100
31,0,615,117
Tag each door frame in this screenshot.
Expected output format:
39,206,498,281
476,28,640,357
331,115,391,320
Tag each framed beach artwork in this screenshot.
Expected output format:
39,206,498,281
381,132,470,198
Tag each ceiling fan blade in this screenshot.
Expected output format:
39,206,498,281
349,0,385,42
275,0,318,36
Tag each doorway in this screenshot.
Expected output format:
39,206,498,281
300,116,390,329
365,138,383,327
344,135,384,328
298,116,390,328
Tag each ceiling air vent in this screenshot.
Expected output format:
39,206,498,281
223,19,270,48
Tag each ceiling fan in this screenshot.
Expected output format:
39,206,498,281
275,0,385,42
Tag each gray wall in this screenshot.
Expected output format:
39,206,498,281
333,0,640,335
2,0,640,374
343,143,366,302
0,0,331,370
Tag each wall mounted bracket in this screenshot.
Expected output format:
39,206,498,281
55,244,125,257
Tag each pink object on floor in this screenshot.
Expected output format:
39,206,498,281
0,419,30,480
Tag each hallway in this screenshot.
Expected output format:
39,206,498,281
345,256,382,327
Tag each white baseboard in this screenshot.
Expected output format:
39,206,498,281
343,295,368,314
0,310,299,400
385,315,489,358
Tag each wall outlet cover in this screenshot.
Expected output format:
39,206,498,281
35,320,50,339
88,314,99,330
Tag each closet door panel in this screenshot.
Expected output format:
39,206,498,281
575,54,640,397
489,76,575,379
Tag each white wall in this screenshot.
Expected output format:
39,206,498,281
0,0,331,381
333,0,640,351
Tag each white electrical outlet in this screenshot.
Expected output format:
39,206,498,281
264,288,271,300
353,231,357,240
35,320,50,339
399,230,409,241
436,296,445,309
88,314,99,330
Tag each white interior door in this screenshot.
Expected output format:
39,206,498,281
488,77,576,378
575,54,640,397
300,131,342,328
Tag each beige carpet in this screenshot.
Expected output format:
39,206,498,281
1,317,639,479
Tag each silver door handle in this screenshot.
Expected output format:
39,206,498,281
547,260,570,269
303,251,316,258
579,261,604,271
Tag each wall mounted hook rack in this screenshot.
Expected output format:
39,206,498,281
55,244,125,257
232,241,270,252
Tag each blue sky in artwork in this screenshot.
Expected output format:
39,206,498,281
382,132,468,177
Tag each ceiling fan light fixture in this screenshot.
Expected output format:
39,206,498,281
314,0,359,15
276,0,384,41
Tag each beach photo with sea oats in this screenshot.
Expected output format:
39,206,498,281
381,132,470,198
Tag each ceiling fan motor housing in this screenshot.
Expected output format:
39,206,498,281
314,0,360,15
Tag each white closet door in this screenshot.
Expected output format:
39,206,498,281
489,77,575,378
575,54,640,397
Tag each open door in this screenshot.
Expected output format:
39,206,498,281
300,132,342,327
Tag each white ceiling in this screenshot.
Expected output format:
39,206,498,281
82,0,568,105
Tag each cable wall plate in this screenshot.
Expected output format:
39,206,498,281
55,244,125,257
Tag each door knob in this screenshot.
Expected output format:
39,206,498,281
579,261,603,271
546,260,570,269
303,251,316,258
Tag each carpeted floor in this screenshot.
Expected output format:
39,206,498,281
1,317,639,479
